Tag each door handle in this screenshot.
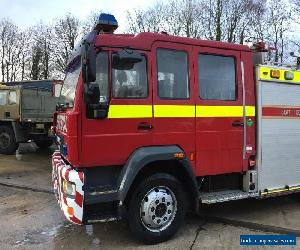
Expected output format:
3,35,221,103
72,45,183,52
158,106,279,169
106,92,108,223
138,122,153,130
232,121,244,127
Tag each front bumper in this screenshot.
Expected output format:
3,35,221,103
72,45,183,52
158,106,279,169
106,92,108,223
52,151,84,224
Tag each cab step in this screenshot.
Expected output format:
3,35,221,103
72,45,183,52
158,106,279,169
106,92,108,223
200,190,258,204
86,215,118,224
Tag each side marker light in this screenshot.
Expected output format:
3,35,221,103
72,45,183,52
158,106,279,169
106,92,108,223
270,69,280,79
174,152,185,159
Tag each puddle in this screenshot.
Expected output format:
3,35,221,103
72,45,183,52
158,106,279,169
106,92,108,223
14,224,63,247
45,224,63,237
92,237,101,246
85,224,93,236
85,224,101,246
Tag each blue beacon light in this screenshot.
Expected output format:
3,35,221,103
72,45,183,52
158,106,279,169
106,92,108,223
95,13,119,33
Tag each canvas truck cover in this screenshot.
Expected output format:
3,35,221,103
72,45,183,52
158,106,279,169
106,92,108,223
0,85,58,122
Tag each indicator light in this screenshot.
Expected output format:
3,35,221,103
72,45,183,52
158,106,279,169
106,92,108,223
174,152,185,159
189,153,194,161
67,207,74,216
270,69,280,79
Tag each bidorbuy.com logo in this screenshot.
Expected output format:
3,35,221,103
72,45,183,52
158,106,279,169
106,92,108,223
240,235,296,246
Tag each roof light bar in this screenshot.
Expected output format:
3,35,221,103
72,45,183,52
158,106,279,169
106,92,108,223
94,13,118,34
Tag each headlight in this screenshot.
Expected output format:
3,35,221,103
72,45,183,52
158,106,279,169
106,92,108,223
62,180,76,197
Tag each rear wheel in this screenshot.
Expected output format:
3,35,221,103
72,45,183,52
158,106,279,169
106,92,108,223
0,125,18,154
127,173,187,244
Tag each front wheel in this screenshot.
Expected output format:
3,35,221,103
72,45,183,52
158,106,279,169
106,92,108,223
127,173,187,244
0,125,18,154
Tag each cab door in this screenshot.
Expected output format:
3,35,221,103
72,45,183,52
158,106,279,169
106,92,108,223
81,49,153,167
194,47,244,176
151,42,196,171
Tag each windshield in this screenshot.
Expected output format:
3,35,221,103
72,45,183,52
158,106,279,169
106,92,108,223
60,52,109,107
60,56,81,107
0,91,8,105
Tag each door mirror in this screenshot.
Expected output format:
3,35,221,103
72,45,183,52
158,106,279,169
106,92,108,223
112,50,143,70
84,83,108,119
82,41,96,83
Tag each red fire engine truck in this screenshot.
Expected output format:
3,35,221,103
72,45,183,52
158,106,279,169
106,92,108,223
52,13,300,243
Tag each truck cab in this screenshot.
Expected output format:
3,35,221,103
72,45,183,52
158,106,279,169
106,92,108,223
52,14,300,244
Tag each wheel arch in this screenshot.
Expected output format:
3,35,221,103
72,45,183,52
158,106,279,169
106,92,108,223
117,145,199,212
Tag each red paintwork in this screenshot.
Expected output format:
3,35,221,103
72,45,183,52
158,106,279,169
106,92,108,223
53,32,256,177
262,106,300,118
241,52,256,172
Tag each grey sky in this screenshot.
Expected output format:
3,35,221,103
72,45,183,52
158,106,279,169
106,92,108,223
0,0,155,31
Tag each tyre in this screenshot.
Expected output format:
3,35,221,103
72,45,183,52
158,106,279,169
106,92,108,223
0,125,18,154
127,173,187,244
35,140,53,149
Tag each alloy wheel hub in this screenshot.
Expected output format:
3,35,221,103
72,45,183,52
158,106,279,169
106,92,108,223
140,186,177,232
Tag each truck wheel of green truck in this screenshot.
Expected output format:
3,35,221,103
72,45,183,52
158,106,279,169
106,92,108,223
0,125,18,155
127,173,187,244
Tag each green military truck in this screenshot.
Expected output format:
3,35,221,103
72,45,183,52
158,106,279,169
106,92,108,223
0,80,62,154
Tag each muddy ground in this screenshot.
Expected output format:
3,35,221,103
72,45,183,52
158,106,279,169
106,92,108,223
0,143,299,250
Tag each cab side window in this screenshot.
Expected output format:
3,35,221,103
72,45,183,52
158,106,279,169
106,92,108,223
112,52,148,99
8,91,17,105
198,54,236,100
157,48,189,99
93,52,109,103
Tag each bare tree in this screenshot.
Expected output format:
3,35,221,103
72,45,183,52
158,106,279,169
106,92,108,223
28,23,53,80
165,0,203,37
200,0,267,43
51,14,80,76
126,2,167,33
264,0,291,63
0,19,20,82
81,10,101,35
290,0,300,57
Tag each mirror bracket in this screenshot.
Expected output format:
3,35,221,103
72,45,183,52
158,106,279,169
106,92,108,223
82,40,96,84
87,103,108,119
84,83,108,119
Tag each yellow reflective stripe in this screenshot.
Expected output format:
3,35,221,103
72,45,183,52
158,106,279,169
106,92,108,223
261,189,286,196
107,105,255,118
261,185,300,196
196,106,255,117
245,106,256,117
108,105,152,118
154,105,195,118
259,66,300,84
